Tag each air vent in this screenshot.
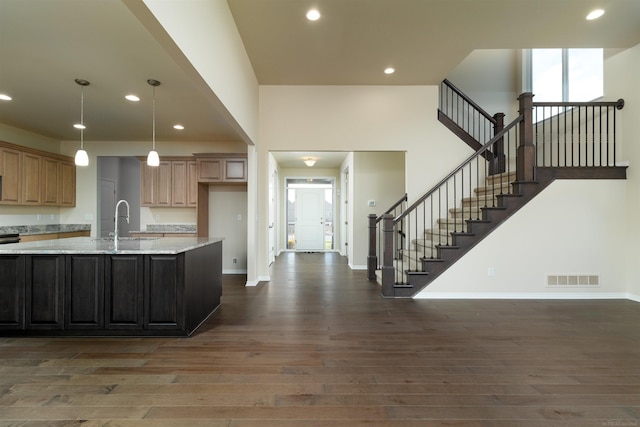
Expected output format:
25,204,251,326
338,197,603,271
547,275,599,287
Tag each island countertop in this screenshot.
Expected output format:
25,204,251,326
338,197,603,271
0,236,223,255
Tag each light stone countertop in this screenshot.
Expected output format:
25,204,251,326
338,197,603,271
0,236,223,255
0,224,91,236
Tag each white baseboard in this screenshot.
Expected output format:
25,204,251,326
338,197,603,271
350,264,367,270
627,293,640,302
246,275,270,287
414,292,633,300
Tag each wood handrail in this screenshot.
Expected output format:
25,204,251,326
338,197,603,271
376,193,407,222
442,79,497,125
532,99,624,109
394,114,524,225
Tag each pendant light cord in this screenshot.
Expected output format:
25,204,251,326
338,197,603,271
152,85,156,151
80,86,84,149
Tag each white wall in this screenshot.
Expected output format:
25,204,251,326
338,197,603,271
137,0,259,145
208,189,248,273
257,85,468,280
446,49,520,121
351,152,405,269
604,42,640,299
416,180,628,298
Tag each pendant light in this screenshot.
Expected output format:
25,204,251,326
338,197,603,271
146,79,161,167
74,79,90,166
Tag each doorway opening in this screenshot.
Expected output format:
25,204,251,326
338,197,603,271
286,178,334,251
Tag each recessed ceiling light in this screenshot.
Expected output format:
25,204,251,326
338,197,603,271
73,124,86,130
384,67,395,75
306,9,320,21
0,93,12,101
125,94,140,102
586,9,605,20
173,124,184,130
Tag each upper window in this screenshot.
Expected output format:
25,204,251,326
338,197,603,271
530,48,603,102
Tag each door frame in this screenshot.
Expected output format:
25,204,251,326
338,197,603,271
284,176,336,252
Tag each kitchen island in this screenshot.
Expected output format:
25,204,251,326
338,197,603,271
0,237,222,337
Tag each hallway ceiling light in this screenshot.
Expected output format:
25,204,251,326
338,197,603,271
125,94,140,102
74,78,90,167
0,94,12,101
303,157,317,167
586,9,605,20
173,124,184,130
146,79,161,167
384,67,395,75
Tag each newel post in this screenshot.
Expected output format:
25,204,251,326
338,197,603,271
490,112,506,175
517,92,535,182
381,213,395,297
367,214,377,280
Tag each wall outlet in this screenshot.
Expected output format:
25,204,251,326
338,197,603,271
488,267,495,277
233,258,238,264
237,214,242,221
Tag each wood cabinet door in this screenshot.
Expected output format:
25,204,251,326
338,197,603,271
144,254,184,331
22,152,42,205
105,255,144,329
58,161,76,206
140,161,158,206
224,158,248,182
171,161,187,207
65,255,104,329
25,255,65,330
156,161,172,206
42,157,59,205
0,256,25,330
0,147,22,204
197,158,222,182
187,161,198,207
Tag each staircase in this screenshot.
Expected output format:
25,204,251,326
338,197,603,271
369,82,627,298
383,170,552,297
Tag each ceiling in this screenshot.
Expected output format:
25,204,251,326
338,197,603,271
1,0,639,164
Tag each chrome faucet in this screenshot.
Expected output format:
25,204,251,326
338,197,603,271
114,199,130,245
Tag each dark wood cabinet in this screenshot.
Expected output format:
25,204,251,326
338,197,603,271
0,240,222,336
144,254,184,330
105,255,144,330
0,256,25,329
25,255,65,330
65,255,104,329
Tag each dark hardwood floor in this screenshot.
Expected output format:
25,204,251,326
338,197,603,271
1,251,640,426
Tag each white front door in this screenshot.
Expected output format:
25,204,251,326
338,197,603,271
295,188,325,251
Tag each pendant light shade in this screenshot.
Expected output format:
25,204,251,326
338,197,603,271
74,79,90,166
74,148,89,166
147,79,161,167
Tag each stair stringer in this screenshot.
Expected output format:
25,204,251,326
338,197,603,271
390,174,556,298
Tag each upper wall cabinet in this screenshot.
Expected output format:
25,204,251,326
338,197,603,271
0,141,75,207
0,145,22,205
141,154,246,208
196,154,247,183
140,158,198,208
